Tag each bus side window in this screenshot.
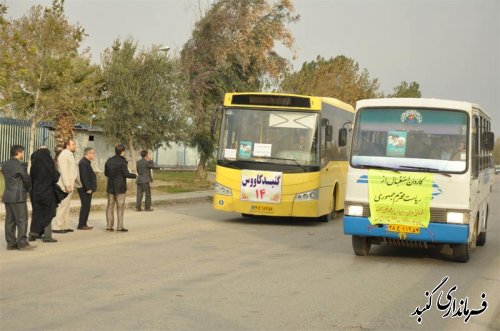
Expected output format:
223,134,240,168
472,116,479,178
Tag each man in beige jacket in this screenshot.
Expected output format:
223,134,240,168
53,139,81,233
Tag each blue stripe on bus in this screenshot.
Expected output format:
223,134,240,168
343,216,469,244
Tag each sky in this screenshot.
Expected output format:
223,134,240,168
4,0,500,134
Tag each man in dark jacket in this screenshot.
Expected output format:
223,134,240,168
104,144,137,232
1,145,35,250
77,147,97,230
135,150,154,211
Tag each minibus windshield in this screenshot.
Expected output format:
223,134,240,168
351,108,468,173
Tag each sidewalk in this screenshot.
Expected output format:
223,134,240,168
0,190,213,219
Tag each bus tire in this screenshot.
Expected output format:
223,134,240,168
352,236,371,256
477,232,486,246
453,244,470,263
318,189,337,222
477,207,488,246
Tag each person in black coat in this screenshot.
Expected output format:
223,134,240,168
77,147,97,230
135,150,154,211
28,147,65,243
104,144,137,232
1,145,34,250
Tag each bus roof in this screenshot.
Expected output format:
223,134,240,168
224,92,354,113
356,98,489,117
322,97,355,113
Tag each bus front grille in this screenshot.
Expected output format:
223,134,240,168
382,238,428,248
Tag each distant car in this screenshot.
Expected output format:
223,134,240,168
496,165,500,174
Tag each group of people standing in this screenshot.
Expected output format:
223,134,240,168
2,141,155,251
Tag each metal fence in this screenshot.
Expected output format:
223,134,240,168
0,118,55,164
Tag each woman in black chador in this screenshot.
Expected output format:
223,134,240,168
29,147,66,242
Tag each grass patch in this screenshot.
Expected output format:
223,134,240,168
152,170,212,194
153,170,203,183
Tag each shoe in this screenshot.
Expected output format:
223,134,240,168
52,230,66,234
77,226,93,230
145,209,154,212
18,243,37,250
117,228,128,232
64,229,74,232
29,234,39,241
135,208,142,211
7,245,18,250
42,237,58,243
106,228,114,231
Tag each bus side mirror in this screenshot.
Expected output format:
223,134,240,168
339,128,348,147
325,125,333,142
483,132,495,151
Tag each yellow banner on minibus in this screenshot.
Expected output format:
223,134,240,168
368,169,433,228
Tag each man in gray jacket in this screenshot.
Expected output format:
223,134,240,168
135,150,154,211
1,145,35,250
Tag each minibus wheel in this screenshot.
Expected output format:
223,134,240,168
352,236,371,256
453,244,470,263
453,219,477,262
477,207,488,246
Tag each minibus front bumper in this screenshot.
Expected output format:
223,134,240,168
343,216,469,244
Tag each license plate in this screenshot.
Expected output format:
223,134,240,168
250,205,274,213
387,224,420,234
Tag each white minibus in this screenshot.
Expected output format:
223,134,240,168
343,98,495,262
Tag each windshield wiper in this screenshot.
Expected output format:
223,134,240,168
356,164,400,173
398,165,452,177
252,156,307,171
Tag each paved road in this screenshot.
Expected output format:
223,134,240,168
1,178,499,330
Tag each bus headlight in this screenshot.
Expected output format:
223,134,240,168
215,183,232,196
346,205,363,217
447,212,469,224
295,189,319,201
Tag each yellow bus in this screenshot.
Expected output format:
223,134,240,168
213,92,354,221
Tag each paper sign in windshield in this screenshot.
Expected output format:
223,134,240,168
224,148,237,159
253,143,272,157
368,169,433,228
241,170,282,203
387,130,407,157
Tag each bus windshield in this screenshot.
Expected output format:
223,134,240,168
351,108,468,173
218,108,319,166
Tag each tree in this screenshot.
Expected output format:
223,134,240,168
101,38,188,171
281,55,382,106
388,81,422,98
0,0,102,161
181,0,298,179
493,137,500,165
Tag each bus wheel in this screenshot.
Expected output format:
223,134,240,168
241,213,252,218
453,244,470,263
318,212,332,222
477,232,486,246
477,208,488,246
318,191,337,222
352,236,371,256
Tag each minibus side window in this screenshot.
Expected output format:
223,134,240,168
472,116,479,178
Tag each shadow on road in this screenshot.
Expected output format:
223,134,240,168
224,215,332,227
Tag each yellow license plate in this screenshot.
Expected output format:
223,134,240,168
250,205,274,213
387,224,420,234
